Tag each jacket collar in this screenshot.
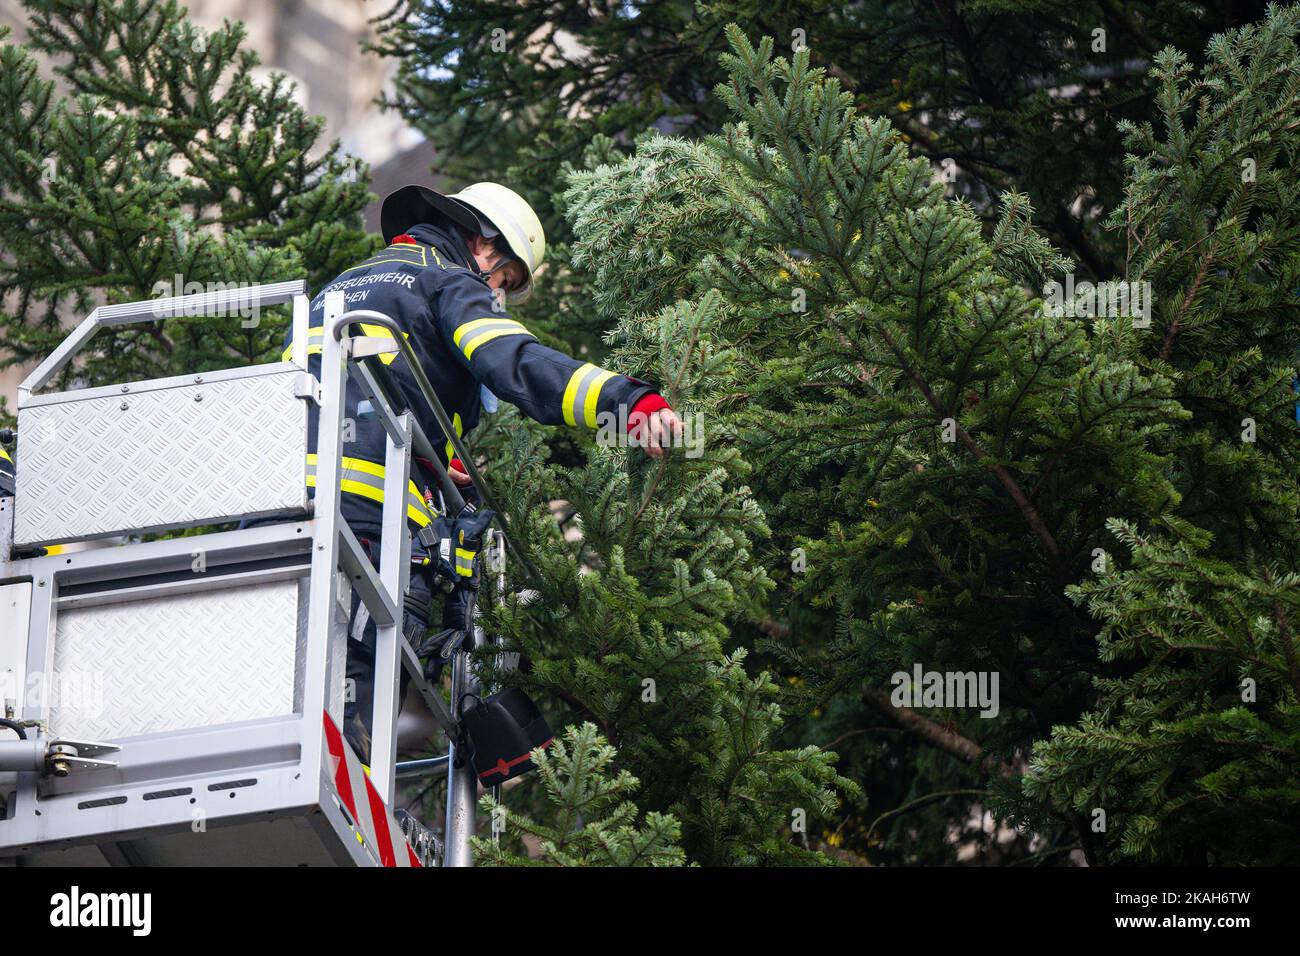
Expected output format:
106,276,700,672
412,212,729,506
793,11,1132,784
406,222,481,274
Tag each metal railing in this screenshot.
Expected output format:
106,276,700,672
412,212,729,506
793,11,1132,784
18,280,313,401
4,283,511,867
326,298,524,867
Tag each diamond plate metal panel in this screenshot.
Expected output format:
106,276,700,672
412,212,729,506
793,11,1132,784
49,580,302,740
13,369,309,546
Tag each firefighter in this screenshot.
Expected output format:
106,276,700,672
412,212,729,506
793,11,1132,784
284,182,681,762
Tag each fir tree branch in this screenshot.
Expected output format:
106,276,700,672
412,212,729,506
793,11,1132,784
861,686,1009,776
1157,245,1215,362
1271,596,1300,701
874,323,1063,564
865,787,989,846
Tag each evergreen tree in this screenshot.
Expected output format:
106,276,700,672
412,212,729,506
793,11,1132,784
547,11,1300,864
1018,9,1300,864
377,0,1298,863
0,0,373,408
565,33,1154,862
473,723,686,866
3,0,1293,868
474,290,854,864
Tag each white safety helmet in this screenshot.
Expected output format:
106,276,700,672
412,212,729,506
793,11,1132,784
380,181,546,304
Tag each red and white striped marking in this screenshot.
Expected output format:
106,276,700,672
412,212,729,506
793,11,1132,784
322,711,422,867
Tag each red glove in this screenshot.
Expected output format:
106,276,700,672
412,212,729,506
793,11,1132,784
627,392,670,431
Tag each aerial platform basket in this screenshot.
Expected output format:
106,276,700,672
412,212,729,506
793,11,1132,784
0,281,476,866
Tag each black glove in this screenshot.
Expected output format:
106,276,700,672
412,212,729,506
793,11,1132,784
416,627,473,683
416,579,481,682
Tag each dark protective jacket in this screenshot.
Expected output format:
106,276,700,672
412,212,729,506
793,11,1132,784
0,444,13,497
285,222,655,536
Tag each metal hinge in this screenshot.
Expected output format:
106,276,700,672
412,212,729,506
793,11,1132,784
294,372,322,405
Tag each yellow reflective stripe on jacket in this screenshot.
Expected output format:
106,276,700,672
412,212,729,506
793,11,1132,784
562,363,617,428
282,324,408,366
305,454,437,527
359,322,403,362
452,318,534,361
0,445,11,463
454,547,476,577
283,327,324,362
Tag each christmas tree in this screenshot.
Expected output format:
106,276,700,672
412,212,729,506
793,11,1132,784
2,0,1294,867
551,27,1174,863
495,10,1299,865
473,723,686,866
1019,10,1300,864
377,0,1297,863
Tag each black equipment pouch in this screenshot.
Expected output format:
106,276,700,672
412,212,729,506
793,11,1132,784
459,687,553,786
415,506,496,589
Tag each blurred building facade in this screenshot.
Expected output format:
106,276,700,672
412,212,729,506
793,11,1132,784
184,0,421,167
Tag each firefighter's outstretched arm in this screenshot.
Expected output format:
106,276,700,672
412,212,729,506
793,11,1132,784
434,272,682,455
